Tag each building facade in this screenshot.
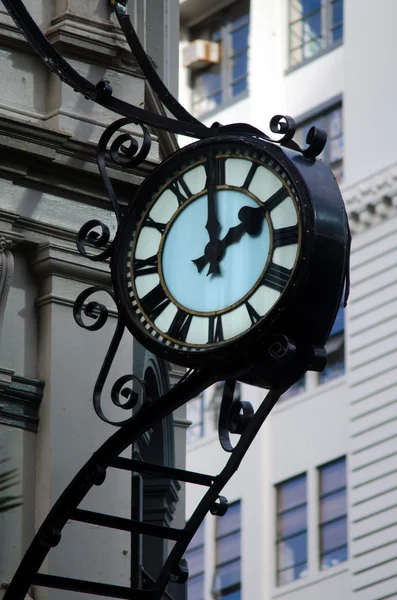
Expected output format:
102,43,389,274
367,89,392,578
0,1,189,598
180,1,397,599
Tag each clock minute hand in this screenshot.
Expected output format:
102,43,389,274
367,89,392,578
205,153,222,276
192,205,266,273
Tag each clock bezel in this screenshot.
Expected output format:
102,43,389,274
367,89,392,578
112,135,317,368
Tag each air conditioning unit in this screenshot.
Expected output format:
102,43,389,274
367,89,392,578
182,39,220,71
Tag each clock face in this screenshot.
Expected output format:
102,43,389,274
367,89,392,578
114,138,304,362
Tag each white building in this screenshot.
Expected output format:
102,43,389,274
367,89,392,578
180,1,397,599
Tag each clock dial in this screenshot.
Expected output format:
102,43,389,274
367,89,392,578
115,138,304,362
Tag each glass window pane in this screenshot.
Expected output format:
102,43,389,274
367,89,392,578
233,53,248,81
232,25,249,53
333,24,343,43
221,590,241,600
218,502,241,537
218,531,240,563
321,545,348,570
320,458,346,495
277,561,308,586
330,136,344,162
278,505,307,538
320,490,346,523
193,66,221,100
278,475,306,512
303,12,322,40
188,522,204,549
277,532,307,570
332,0,343,25
188,574,204,600
329,108,343,136
232,78,247,97
213,559,240,592
321,517,347,553
185,547,204,577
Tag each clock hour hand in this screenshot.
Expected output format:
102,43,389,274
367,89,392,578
192,205,266,273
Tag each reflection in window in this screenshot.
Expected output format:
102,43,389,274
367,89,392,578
276,475,307,585
320,305,345,384
186,522,205,599
213,501,241,599
296,103,343,183
289,0,343,67
319,457,347,569
187,393,205,444
190,1,249,117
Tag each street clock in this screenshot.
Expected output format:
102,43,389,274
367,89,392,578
112,134,349,386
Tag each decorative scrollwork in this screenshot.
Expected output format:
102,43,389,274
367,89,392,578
76,219,113,262
111,375,146,412
218,380,254,453
73,286,113,332
97,117,152,223
269,114,297,143
301,125,328,158
73,286,148,426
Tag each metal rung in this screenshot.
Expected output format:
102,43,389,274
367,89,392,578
34,573,152,598
71,508,183,541
110,458,214,487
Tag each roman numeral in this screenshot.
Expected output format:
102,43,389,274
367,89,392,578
168,309,193,341
245,301,261,325
134,254,158,277
273,225,299,247
242,162,258,189
264,187,289,212
145,217,166,235
208,315,224,343
141,283,171,321
261,262,291,292
169,177,192,206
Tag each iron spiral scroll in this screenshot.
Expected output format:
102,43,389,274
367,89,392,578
0,0,341,598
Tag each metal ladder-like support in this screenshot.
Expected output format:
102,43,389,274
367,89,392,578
4,369,284,600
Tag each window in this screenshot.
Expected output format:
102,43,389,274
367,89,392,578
187,393,205,444
289,0,343,68
320,305,345,384
190,1,249,117
296,103,343,183
213,501,241,600
319,457,347,570
276,475,307,585
186,522,205,600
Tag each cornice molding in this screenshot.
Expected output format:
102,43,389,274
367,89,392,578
47,12,143,78
0,11,144,78
0,115,153,210
0,368,44,433
343,163,397,234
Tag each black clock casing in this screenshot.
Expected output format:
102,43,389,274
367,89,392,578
111,134,349,388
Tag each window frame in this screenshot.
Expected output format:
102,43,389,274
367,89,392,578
318,457,348,570
276,473,308,586
212,500,241,599
189,0,250,118
287,0,343,71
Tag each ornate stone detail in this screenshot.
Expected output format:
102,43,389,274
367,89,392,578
0,371,44,432
343,163,397,234
0,237,14,335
